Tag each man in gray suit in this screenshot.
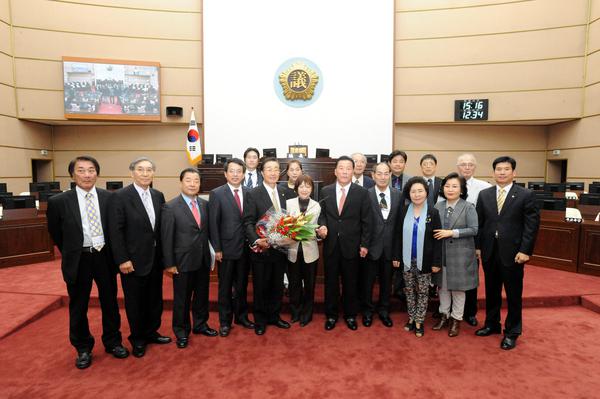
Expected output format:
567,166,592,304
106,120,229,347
162,167,218,349
362,162,402,328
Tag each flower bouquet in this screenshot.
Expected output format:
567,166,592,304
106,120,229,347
254,207,319,253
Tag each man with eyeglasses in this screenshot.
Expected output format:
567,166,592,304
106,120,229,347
109,157,171,358
456,153,491,327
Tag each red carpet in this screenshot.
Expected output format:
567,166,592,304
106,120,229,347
1,257,600,397
1,307,599,398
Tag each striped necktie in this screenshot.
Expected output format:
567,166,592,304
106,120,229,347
497,188,506,214
85,192,104,251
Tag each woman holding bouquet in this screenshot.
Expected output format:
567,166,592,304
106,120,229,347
286,175,321,326
397,177,442,337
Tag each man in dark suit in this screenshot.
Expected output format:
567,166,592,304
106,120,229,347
161,168,217,349
389,150,411,299
208,158,255,337
475,156,540,350
420,153,442,209
243,147,263,188
351,152,375,189
362,162,402,328
108,157,171,358
317,156,371,331
47,155,128,369
243,157,296,335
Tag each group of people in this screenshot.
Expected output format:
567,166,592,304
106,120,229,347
46,148,540,370
63,79,159,115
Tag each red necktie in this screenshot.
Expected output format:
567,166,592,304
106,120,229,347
191,199,201,226
234,189,242,215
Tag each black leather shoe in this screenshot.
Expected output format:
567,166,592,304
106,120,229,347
105,345,129,359
148,334,172,344
379,314,393,328
132,345,146,358
324,318,336,331
300,319,311,327
193,324,218,337
255,325,266,335
362,315,373,327
75,351,92,369
466,316,479,327
235,318,256,330
219,326,231,337
270,319,290,329
176,337,188,349
404,320,415,332
501,336,517,350
345,318,358,331
475,326,502,336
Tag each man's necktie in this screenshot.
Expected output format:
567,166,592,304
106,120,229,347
142,191,155,229
271,189,281,212
379,192,388,210
355,179,360,185
338,187,346,214
497,188,506,214
191,199,201,226
233,189,242,215
246,173,253,188
85,192,104,251
445,206,454,229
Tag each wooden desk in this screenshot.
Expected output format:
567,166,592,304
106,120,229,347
531,210,580,272
578,221,600,276
0,212,55,267
197,158,342,193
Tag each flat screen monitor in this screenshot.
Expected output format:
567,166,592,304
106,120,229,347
380,154,389,163
38,191,60,202
2,196,36,209
579,194,600,205
589,184,600,194
544,183,566,193
106,181,124,191
216,154,232,165
202,154,215,165
315,148,330,158
565,182,584,190
48,181,61,190
0,183,6,193
536,198,567,211
365,154,377,164
528,181,545,190
263,148,277,158
63,56,160,121
29,182,50,193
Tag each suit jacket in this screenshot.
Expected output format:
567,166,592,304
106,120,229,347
161,195,211,273
47,187,115,284
243,184,296,261
108,184,165,276
356,175,375,189
398,204,442,274
317,183,372,259
425,176,442,208
434,198,479,291
367,187,402,261
208,184,248,260
286,197,321,263
476,184,540,268
390,173,411,191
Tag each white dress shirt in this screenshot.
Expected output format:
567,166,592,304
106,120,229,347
336,181,351,210
75,185,104,248
227,183,243,212
496,182,513,199
263,182,281,211
353,175,364,186
245,170,259,188
133,183,155,229
375,186,391,220
466,177,492,205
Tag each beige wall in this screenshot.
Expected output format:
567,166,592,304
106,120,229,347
545,0,600,189
0,2,53,195
0,0,202,198
394,0,598,187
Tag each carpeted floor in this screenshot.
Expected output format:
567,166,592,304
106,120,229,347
1,307,599,398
